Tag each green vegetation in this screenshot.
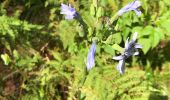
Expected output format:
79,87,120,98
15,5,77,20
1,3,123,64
0,0,170,99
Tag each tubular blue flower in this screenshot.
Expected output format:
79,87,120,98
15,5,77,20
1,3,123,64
113,32,142,74
60,3,77,20
117,59,125,74
118,0,142,16
86,42,96,71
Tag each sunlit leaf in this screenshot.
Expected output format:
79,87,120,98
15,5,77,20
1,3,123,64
1,53,11,65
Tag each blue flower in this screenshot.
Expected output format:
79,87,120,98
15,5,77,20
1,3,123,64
113,32,142,74
60,3,77,20
86,42,96,71
118,0,142,16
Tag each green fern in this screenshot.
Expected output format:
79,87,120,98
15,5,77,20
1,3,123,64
76,64,165,100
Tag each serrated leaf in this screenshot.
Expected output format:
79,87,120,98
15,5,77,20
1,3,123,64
59,21,77,49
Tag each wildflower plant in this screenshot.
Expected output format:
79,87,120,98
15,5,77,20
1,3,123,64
0,0,169,99
60,1,143,74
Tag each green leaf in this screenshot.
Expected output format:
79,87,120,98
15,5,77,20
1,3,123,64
59,21,77,49
96,7,104,18
93,0,98,7
151,31,160,49
46,60,60,68
68,43,78,54
100,0,108,6
96,22,103,33
51,51,62,62
104,35,114,44
138,38,151,54
112,44,124,53
113,33,122,44
88,27,93,36
1,53,11,65
103,44,115,55
141,26,154,37
90,4,95,16
122,27,131,42
150,27,165,49
13,50,19,60
132,27,142,35
159,19,170,36
155,27,165,40
77,25,85,37
105,33,122,44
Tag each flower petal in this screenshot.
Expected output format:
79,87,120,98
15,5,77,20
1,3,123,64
132,0,142,9
133,51,139,55
117,0,142,16
134,9,142,16
86,42,96,71
125,37,129,50
135,43,142,48
116,59,125,74
60,3,77,20
65,15,74,20
113,55,124,60
133,32,138,41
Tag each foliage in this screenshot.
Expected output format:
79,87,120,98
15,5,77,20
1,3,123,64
0,0,170,100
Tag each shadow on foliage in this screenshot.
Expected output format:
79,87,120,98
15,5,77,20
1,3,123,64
149,92,168,100
147,40,170,71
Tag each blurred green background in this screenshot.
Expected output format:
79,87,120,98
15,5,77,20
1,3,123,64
0,0,170,99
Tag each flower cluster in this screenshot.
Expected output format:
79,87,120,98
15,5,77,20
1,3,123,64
112,32,142,74
60,0,142,73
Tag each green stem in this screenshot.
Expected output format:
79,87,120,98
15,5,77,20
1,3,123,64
110,13,119,24
80,67,88,87
76,15,88,37
77,66,88,99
